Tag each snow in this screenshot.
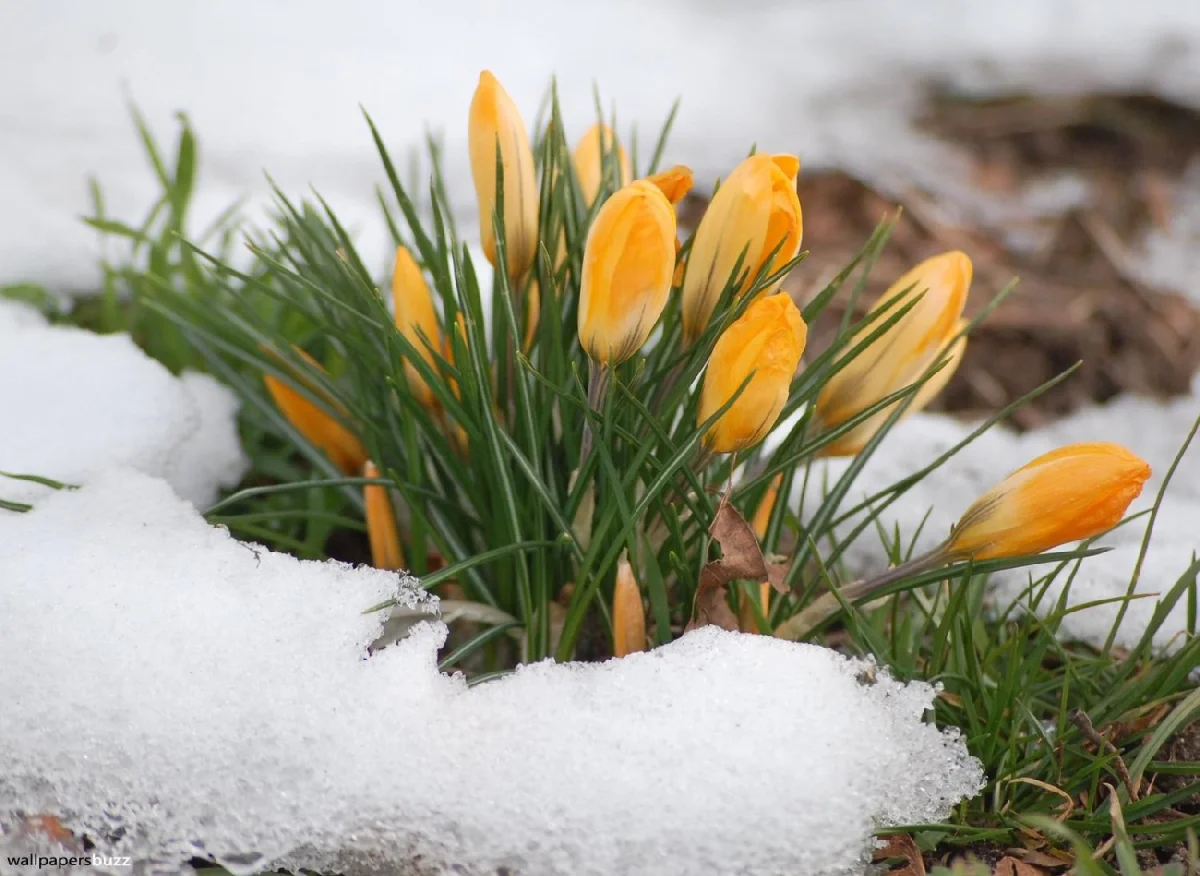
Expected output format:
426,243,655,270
3,3,1200,868
3,0,1199,295
0,301,246,508
0,469,982,876
803,376,1200,652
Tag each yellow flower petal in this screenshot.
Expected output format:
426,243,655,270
363,461,406,571
645,164,694,205
468,71,539,280
946,442,1151,561
578,180,677,365
816,252,972,457
264,371,367,476
682,153,802,343
698,293,807,453
391,245,443,409
573,122,631,206
612,559,647,657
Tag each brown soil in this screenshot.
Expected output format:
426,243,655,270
682,93,1200,430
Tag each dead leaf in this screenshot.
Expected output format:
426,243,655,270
688,499,796,630
994,855,1047,876
708,500,768,579
873,834,926,876
685,565,740,632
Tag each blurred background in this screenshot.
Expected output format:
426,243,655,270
3,0,1200,424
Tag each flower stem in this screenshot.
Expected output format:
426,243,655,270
579,360,610,468
773,547,949,640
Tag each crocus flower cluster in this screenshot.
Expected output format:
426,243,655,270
261,68,1152,646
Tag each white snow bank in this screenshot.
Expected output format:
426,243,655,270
3,0,1199,293
806,378,1200,652
0,469,982,876
0,301,246,508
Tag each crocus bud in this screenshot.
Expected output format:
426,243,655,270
815,252,972,457
264,370,367,476
573,123,630,206
578,179,677,365
468,71,539,280
945,442,1150,561
363,461,405,571
681,153,802,343
612,558,647,657
392,246,443,408
698,293,807,453
645,165,694,205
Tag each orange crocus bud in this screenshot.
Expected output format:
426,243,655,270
363,461,406,571
645,165,694,205
263,357,367,476
612,558,647,657
945,442,1151,561
697,293,807,454
578,179,677,365
815,252,972,457
573,122,631,206
391,245,443,409
681,153,802,343
468,70,539,280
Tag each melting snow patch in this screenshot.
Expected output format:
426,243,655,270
0,470,982,876
0,301,246,507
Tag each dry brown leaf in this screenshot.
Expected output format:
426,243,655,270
873,834,926,876
686,565,740,632
708,501,769,580
994,855,1046,876
688,499,798,630
766,562,788,594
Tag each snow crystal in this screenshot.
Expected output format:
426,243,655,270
0,305,246,508
0,470,982,876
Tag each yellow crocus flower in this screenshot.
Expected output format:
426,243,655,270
815,251,972,457
681,153,802,342
612,558,647,657
573,123,630,205
391,245,443,409
945,442,1150,561
468,70,539,280
698,293,807,453
363,461,405,571
578,179,677,365
263,364,367,476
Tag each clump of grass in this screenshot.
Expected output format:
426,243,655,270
13,77,1200,871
